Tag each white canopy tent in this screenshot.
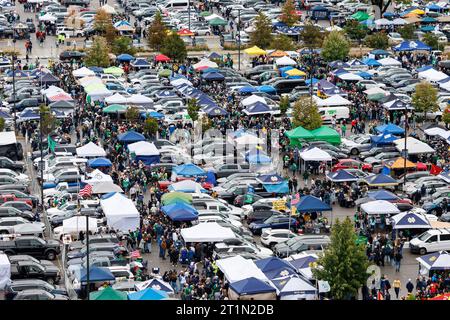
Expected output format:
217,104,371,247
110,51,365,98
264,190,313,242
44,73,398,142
316,94,352,107
418,69,448,82
79,76,102,87
127,94,154,105
392,18,407,25
300,147,332,162
91,182,124,194
72,67,95,78
375,18,392,27
337,73,363,81
364,86,388,96
100,193,140,232
171,78,193,87
180,222,236,243
234,134,264,146
378,57,402,66
193,58,218,69
241,95,267,106
393,137,435,154
275,56,297,66
76,142,106,158
0,253,10,290
62,216,98,235
204,13,224,21
360,200,401,215
104,93,128,105
128,141,160,156
216,256,269,283
83,169,113,186
424,127,450,139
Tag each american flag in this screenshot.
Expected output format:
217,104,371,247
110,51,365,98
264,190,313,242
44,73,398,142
79,184,92,197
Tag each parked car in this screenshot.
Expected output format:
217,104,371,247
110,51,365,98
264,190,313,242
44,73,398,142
4,279,67,300
0,236,61,260
260,229,297,248
13,289,69,300
248,215,296,235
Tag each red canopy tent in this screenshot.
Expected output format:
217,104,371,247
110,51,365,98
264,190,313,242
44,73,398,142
48,92,74,102
177,28,194,36
155,54,171,62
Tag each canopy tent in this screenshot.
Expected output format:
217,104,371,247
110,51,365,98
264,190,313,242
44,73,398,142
117,54,134,62
310,126,342,145
228,277,276,300
418,68,448,82
243,102,272,115
128,141,160,165
275,56,297,66
388,157,416,169
351,11,370,21
393,137,435,154
73,67,95,78
375,123,405,135
76,142,106,158
168,180,206,193
371,132,399,145
337,72,363,81
270,275,317,300
90,287,127,300
128,288,169,300
362,58,381,67
364,87,388,101
255,257,298,280
49,100,75,109
117,131,145,143
87,158,112,168
208,17,227,26
393,40,431,51
161,192,193,205
241,94,267,107
284,253,318,280
180,222,236,242
155,54,171,62
258,85,277,94
424,127,450,139
315,94,352,107
417,251,450,270
326,170,359,182
363,173,399,186
161,203,198,222
295,195,332,213
105,93,128,105
300,147,332,162
78,267,115,283
244,46,267,56
202,72,225,81
285,126,315,146
100,192,140,231
193,59,218,70
172,164,206,178
360,200,401,215
135,278,174,294
0,253,10,290
377,57,402,66
91,182,124,194
19,109,40,121
131,58,151,68
127,94,154,105
104,66,124,76
216,256,269,283
103,104,127,114
391,211,431,229
257,173,285,185
62,216,98,234
367,190,399,201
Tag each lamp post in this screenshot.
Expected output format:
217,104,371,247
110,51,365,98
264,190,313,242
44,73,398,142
403,105,409,187
39,109,44,216
188,0,191,31
237,9,241,71
85,212,90,300
12,37,17,132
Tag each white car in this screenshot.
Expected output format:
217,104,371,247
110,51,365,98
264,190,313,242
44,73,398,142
357,80,386,89
260,229,297,248
0,217,45,234
0,169,30,184
388,32,404,44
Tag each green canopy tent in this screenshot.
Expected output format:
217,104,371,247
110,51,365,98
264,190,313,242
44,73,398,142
285,126,315,147
104,66,124,76
367,92,387,101
159,69,172,77
90,287,127,300
200,11,212,17
161,192,193,205
311,126,341,145
103,104,127,113
209,17,228,26
351,11,370,21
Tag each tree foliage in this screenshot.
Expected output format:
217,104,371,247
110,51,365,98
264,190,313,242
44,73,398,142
269,34,295,51
423,33,439,50
371,0,411,16
104,23,118,47
398,24,416,40
250,12,273,49
84,36,111,67
201,116,213,132
39,105,55,136
412,82,439,119
321,31,350,62
0,117,5,132
111,36,136,55
147,11,168,51
187,98,201,122
443,107,450,127
364,32,389,50
94,9,112,34
161,33,187,62
313,217,370,300
344,20,367,41
279,95,290,115
144,118,159,137
280,0,299,27
300,22,324,49
126,106,140,123
292,96,322,130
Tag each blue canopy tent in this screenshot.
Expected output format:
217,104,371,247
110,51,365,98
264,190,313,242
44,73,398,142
238,86,257,94
357,71,372,79
89,66,104,73
79,267,115,283
277,26,302,35
172,164,206,177
298,48,321,55
117,131,145,143
255,257,298,280
6,70,29,78
243,102,272,115
208,52,222,60
279,66,294,77
131,58,150,68
296,195,332,213
331,68,348,75
305,78,319,86
88,157,113,168
348,59,366,67
392,211,431,230
203,105,228,116
421,25,435,32
206,171,217,186
393,40,431,51
139,278,174,294
427,4,445,12
263,182,289,194
246,153,272,164
421,16,437,23
202,72,225,81
117,53,134,62
364,174,399,187
326,170,358,182
273,21,287,28
367,189,399,201
161,203,198,222
229,277,276,296
257,174,284,184
383,12,396,18
19,109,40,121
201,68,219,73
439,170,450,183
362,58,381,66
416,251,450,271
270,275,317,299
196,94,217,107
375,123,405,135
114,20,132,28
141,111,165,120
329,60,350,69
128,288,168,300
154,90,178,99
360,19,375,27
286,254,318,271
416,65,434,72
371,49,390,55
371,132,400,145
258,85,277,94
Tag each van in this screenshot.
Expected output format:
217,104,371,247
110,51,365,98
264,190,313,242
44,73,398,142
409,229,450,255
272,79,307,94
0,132,23,161
162,0,190,11
319,107,350,123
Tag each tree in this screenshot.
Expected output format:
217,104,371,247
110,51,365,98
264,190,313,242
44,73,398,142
112,36,136,55
279,95,290,115
201,116,213,132
269,34,295,51
161,33,187,62
144,118,159,138
104,23,118,47
126,106,140,123
94,9,112,34
321,31,350,62
371,0,411,16
313,217,370,300
0,117,5,132
250,12,273,49
84,36,111,67
423,33,439,50
147,11,167,51
300,22,324,49
280,0,299,27
412,82,439,121
292,97,322,130
344,20,367,42
39,105,55,136
187,98,201,123
398,24,416,40
364,32,389,50
443,107,450,128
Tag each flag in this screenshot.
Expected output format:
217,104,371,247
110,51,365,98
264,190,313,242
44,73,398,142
291,192,300,206
48,135,56,152
430,164,443,175
79,184,92,197
381,166,391,176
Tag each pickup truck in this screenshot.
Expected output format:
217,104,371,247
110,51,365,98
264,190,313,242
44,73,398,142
10,260,61,285
0,236,61,260
214,163,250,179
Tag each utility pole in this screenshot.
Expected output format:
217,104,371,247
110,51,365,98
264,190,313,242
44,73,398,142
39,109,44,216
237,9,241,71
12,38,17,132
403,106,409,187
188,0,191,31
86,213,90,300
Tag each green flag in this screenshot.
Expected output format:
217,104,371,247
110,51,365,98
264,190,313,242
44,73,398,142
48,135,56,152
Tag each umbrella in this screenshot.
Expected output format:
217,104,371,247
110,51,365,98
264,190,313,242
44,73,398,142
161,192,193,205
117,53,134,62
155,54,171,62
200,11,212,17
209,17,227,26
178,28,194,36
258,85,277,93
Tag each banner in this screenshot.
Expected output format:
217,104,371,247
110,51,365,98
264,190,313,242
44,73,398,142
48,135,56,152
273,199,286,211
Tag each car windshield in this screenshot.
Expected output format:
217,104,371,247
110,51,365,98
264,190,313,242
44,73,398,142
390,33,401,38
417,232,430,241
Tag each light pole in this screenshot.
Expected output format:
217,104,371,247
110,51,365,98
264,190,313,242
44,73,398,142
12,37,17,133
237,9,241,71
85,212,90,300
403,106,409,187
188,0,191,31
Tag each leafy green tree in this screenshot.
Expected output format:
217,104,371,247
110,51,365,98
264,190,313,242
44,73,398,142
443,107,450,128
0,117,5,132
423,33,439,50
321,31,350,62
398,24,416,40
94,9,112,34
344,20,367,42
292,96,322,130
201,116,213,132
147,12,168,51
371,0,412,16
280,0,299,27
144,118,159,138
412,82,439,121
39,105,55,136
313,217,370,300
250,12,273,49
364,32,389,50
269,34,295,51
125,106,140,123
187,98,201,123
300,22,324,49
161,33,187,62
279,95,290,115
84,36,111,67
111,36,136,55
104,23,118,47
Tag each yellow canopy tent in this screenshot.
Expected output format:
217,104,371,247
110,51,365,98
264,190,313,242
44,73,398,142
388,157,416,169
285,68,306,76
410,9,425,15
269,50,288,57
244,46,267,56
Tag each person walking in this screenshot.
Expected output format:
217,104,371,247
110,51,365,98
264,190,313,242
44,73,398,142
394,249,403,272
393,278,401,299
406,279,414,294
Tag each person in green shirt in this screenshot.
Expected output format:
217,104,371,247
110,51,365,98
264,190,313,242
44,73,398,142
341,123,347,137
303,170,310,187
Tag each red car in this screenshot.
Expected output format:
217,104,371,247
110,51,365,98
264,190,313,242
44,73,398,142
332,159,372,172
